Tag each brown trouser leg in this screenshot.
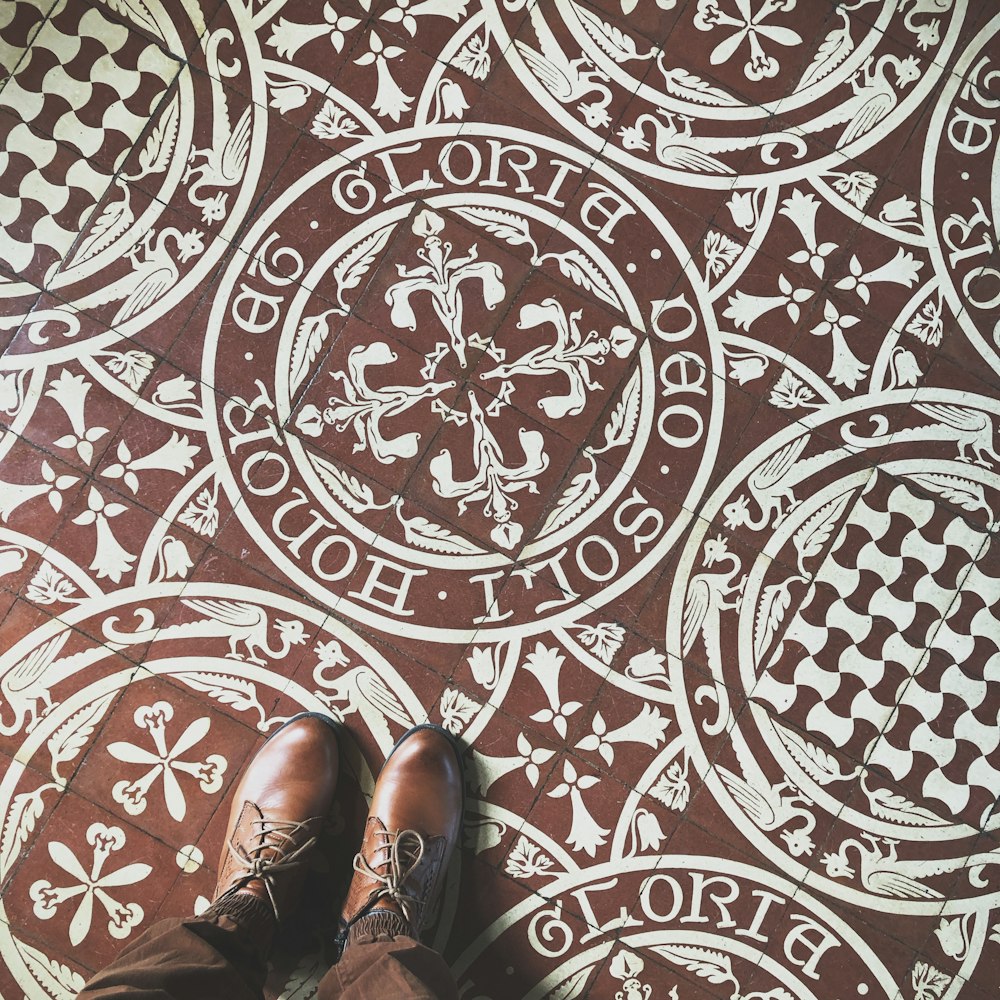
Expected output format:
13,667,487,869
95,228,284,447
323,933,459,1000
76,912,267,1000
76,911,458,1000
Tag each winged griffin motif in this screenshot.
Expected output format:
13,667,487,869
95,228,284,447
184,28,253,223
617,109,806,174
313,662,414,748
682,535,746,678
71,226,205,326
177,599,309,664
515,6,612,127
842,403,1000,467
0,632,125,735
809,53,922,149
822,833,1000,899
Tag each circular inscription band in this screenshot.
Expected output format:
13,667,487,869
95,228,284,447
205,125,722,641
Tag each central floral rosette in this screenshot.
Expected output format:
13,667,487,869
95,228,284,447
290,208,636,552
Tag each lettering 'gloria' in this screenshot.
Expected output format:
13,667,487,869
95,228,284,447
206,126,722,639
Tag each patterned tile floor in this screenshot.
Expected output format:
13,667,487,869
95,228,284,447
0,0,998,997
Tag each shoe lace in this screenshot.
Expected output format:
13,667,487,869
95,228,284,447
353,828,427,929
225,817,317,922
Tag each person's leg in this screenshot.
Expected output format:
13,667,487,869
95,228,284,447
75,903,270,1000
76,712,340,1000
318,914,458,1000
319,723,464,1000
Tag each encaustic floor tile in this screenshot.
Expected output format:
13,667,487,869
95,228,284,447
2,1,1000,997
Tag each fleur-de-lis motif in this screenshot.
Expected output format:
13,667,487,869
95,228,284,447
480,299,634,419
429,391,548,549
296,341,455,463
29,823,151,946
385,209,505,368
107,701,226,822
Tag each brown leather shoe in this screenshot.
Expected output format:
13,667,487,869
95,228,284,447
208,712,339,937
336,723,463,949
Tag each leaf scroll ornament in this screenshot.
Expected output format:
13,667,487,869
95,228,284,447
792,491,853,570
132,94,180,180
541,248,622,311
1,784,57,878
863,782,948,827
592,369,640,455
13,938,85,1000
100,0,159,36
311,455,395,514
331,224,395,314
753,577,796,665
276,952,325,1000
173,672,268,728
68,182,135,266
289,308,339,394
571,2,653,63
395,504,487,555
796,12,854,91
774,722,853,785
907,472,995,524
537,455,599,537
47,691,117,779
545,965,596,1000
451,206,540,257
652,945,739,991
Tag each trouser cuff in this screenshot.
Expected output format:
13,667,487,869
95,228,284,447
202,889,275,952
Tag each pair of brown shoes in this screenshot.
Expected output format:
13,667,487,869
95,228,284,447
208,714,463,953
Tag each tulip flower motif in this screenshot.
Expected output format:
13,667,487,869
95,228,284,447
726,189,761,232
934,914,971,960
430,77,470,123
156,535,194,581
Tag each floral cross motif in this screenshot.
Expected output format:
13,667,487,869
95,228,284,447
107,701,227,822
386,209,505,368
694,0,803,81
29,823,151,946
429,390,548,549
